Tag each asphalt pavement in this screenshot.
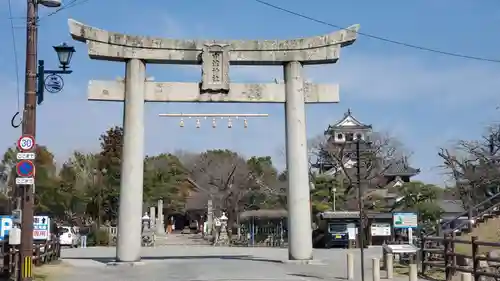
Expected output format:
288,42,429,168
55,245,421,281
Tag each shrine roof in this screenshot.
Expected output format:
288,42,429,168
318,211,392,220
184,177,210,210
381,161,420,177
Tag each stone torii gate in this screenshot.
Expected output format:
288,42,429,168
68,19,359,262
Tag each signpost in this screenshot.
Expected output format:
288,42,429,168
17,135,35,152
393,212,418,244
16,135,36,185
370,223,391,236
393,212,418,229
15,160,35,185
33,216,50,240
0,216,51,241
44,74,64,93
0,216,12,241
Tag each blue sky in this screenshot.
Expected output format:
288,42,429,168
1,0,500,185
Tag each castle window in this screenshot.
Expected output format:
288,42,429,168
337,134,343,140
346,133,354,141
356,133,363,140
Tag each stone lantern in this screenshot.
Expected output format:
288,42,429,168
218,212,229,245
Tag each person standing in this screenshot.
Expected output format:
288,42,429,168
80,226,89,248
171,217,176,233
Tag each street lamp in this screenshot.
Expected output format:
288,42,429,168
355,136,372,281
36,43,76,105
39,0,62,7
331,187,337,211
10,42,76,128
53,43,76,71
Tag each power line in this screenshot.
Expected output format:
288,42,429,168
6,0,92,22
7,0,21,113
38,0,91,21
253,0,500,63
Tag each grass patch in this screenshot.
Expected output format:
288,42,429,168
454,217,500,256
33,262,72,281
34,273,48,281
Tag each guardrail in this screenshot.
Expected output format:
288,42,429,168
0,240,60,279
421,234,500,281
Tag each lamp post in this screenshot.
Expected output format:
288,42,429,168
355,137,372,281
36,43,76,105
332,187,337,212
11,44,75,127
18,1,75,280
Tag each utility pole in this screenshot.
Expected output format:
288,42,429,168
19,0,38,280
356,139,365,281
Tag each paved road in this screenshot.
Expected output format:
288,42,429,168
54,245,424,281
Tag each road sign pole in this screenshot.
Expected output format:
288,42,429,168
20,0,38,278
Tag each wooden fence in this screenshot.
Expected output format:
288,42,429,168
421,234,500,281
0,240,60,279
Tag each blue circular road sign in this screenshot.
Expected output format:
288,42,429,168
16,160,35,177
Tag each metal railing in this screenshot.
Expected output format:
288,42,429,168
428,192,500,236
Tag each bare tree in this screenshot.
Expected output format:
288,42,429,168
438,125,500,208
186,150,254,224
185,150,284,229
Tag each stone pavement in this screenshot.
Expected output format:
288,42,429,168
154,233,212,246
57,245,424,281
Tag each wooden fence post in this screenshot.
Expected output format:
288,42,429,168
471,236,478,281
444,234,451,281
450,232,457,276
35,245,41,266
420,232,426,275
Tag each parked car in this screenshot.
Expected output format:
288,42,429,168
58,226,79,247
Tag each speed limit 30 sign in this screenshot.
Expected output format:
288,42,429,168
17,135,35,152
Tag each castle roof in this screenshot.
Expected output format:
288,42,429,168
326,109,372,134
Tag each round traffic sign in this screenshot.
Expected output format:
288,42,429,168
17,135,35,152
16,160,35,177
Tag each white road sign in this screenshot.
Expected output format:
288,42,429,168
33,215,50,240
15,178,34,185
17,135,35,152
16,153,35,160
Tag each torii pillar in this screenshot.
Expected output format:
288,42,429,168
68,19,360,262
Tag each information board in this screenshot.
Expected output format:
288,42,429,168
393,212,418,229
370,223,391,236
33,216,50,240
0,216,12,240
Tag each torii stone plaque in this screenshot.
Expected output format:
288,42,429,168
68,19,360,262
